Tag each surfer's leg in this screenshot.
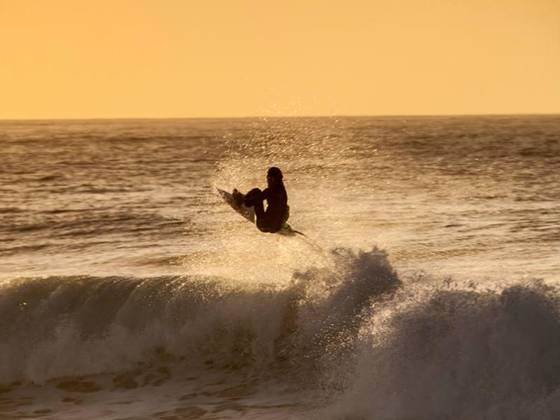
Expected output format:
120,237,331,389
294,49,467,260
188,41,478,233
262,206,289,233
244,188,262,207
253,200,265,219
258,212,286,233
244,188,271,232
232,189,244,206
253,199,270,232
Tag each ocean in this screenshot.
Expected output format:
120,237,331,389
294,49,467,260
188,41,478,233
1,116,559,419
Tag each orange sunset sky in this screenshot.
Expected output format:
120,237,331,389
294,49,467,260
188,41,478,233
1,0,559,119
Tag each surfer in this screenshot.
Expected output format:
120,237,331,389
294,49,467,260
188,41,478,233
235,167,289,233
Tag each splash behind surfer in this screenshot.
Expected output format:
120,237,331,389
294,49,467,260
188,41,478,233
234,167,289,233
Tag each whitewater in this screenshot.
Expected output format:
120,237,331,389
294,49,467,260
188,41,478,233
1,116,559,419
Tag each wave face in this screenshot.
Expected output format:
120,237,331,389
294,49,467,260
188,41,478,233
0,247,399,385
329,282,560,420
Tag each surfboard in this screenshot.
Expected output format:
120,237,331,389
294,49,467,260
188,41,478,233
217,188,255,223
216,188,303,237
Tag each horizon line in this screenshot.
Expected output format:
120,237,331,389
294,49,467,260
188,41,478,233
1,112,559,123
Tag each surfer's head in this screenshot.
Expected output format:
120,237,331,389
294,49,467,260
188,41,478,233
267,166,283,186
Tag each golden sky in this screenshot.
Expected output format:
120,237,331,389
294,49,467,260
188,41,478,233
1,0,559,119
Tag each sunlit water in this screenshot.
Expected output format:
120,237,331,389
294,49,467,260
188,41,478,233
1,116,559,419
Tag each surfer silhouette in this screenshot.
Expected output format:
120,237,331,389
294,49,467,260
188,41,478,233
234,167,289,233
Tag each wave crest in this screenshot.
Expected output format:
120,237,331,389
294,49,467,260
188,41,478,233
0,247,399,384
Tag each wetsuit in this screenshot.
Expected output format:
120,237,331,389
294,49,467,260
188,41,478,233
245,183,289,233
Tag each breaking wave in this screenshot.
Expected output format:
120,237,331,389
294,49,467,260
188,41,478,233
3,246,560,420
0,247,399,385
328,280,560,420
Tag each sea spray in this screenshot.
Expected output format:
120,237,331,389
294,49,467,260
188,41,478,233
327,281,560,420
